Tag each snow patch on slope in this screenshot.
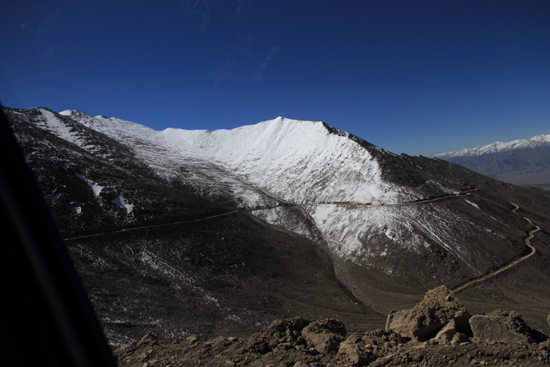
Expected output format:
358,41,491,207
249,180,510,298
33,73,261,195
465,200,479,209
75,173,104,197
112,195,134,214
58,110,272,208
35,109,83,145
306,202,482,274
251,206,315,240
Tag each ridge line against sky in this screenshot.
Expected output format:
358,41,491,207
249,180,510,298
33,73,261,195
1,0,550,157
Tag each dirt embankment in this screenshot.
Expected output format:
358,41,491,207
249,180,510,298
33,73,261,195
114,286,550,366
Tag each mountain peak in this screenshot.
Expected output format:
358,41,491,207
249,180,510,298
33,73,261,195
59,109,75,116
435,132,550,187
435,133,550,158
7,105,550,346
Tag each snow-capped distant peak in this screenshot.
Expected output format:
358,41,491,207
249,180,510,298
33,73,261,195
435,133,550,158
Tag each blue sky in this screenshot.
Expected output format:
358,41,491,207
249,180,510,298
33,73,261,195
2,0,549,156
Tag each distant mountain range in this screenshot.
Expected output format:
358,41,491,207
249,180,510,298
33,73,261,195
5,106,550,345
435,134,550,188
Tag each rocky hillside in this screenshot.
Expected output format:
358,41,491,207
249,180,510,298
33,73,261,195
114,286,550,366
5,106,550,346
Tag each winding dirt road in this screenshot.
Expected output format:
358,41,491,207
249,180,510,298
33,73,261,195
452,203,539,293
66,187,539,295
64,190,476,241
306,189,477,208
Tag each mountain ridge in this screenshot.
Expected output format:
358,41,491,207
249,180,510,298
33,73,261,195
5,106,550,345
435,133,550,158
434,132,550,187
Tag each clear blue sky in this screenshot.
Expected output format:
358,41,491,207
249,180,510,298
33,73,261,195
2,0,549,156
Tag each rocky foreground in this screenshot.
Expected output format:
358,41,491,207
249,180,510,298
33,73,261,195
114,286,550,366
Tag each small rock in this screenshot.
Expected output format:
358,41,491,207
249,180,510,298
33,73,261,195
277,342,294,350
186,335,200,344
451,332,470,345
140,332,159,344
293,362,309,367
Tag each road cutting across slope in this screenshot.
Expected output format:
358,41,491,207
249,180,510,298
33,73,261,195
65,190,477,241
452,203,539,293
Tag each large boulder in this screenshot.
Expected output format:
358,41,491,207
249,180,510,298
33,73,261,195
470,315,528,344
470,310,547,344
386,286,471,341
301,318,346,354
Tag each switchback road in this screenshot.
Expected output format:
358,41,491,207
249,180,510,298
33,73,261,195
452,203,539,293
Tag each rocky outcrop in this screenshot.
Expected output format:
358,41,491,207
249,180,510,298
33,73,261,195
338,329,409,366
385,285,471,341
301,318,346,354
386,287,548,346
239,317,347,355
338,340,373,366
114,287,550,367
242,317,310,354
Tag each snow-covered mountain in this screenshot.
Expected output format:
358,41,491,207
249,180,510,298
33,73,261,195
13,107,475,261
59,110,411,205
6,106,550,344
435,133,550,158
435,133,550,187
160,117,410,205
